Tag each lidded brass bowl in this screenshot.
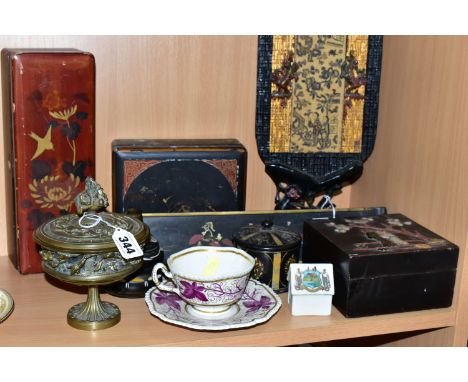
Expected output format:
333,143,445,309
33,177,149,330
34,211,148,283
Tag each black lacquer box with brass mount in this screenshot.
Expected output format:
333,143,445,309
33,177,150,330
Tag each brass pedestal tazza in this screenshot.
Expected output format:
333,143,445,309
42,259,143,330
34,178,149,330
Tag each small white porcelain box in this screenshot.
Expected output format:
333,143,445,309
288,263,334,316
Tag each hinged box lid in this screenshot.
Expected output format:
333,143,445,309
288,263,334,296
303,213,459,280
112,138,246,152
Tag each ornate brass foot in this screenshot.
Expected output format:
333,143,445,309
67,286,120,330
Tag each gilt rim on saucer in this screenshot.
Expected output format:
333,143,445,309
0,288,14,324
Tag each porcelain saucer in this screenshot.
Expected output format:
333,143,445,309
145,279,282,331
0,288,14,324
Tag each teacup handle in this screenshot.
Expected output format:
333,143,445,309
152,263,182,297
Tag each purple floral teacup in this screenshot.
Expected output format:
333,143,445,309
152,246,255,318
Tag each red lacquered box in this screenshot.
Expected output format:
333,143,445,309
1,49,96,273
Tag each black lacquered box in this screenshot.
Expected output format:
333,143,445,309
112,139,247,213
302,213,459,317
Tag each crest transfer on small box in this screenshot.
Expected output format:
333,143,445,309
294,265,332,293
288,263,334,316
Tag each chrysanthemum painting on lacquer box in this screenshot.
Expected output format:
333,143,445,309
1,49,96,274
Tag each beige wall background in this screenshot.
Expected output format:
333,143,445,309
349,36,468,346
0,35,352,258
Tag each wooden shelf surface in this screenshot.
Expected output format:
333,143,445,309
0,256,456,346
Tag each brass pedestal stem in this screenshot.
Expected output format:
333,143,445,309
67,285,120,331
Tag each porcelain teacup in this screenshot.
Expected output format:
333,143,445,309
152,246,255,318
